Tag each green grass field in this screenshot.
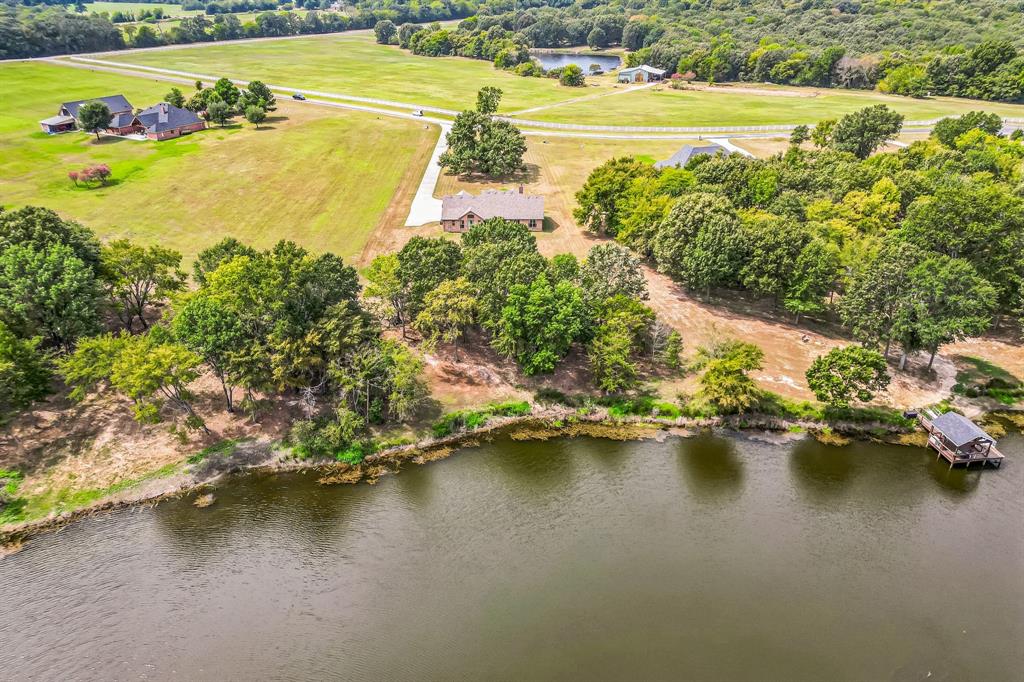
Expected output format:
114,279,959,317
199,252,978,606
0,61,437,264
90,34,1024,125
91,34,614,112
85,2,200,17
518,83,1024,127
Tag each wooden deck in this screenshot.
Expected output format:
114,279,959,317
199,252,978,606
918,410,1005,469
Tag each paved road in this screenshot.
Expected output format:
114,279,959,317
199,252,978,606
405,123,450,226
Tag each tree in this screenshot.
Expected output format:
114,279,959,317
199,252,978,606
244,104,267,128
398,22,421,48
475,85,502,115
0,322,51,416
574,157,658,236
363,254,409,334
811,118,836,148
165,87,185,108
0,243,102,349
697,340,764,413
932,111,1003,148
0,206,101,273
241,80,276,111
172,294,246,411
438,88,526,176
560,63,586,86
904,256,997,368
789,124,810,147
77,101,112,140
588,295,656,393
212,77,240,107
579,243,648,304
100,240,186,332
587,26,607,50
374,19,397,44
784,238,840,322
653,192,744,294
206,100,232,127
829,105,904,159
738,212,807,302
492,273,588,374
60,331,208,431
414,277,477,361
806,346,890,409
397,236,462,318
192,237,257,286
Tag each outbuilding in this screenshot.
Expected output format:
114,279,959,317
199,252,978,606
654,142,731,169
39,114,77,134
617,65,666,83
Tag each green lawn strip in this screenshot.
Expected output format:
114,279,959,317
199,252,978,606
89,34,610,112
0,61,434,264
519,85,1024,128
2,461,184,525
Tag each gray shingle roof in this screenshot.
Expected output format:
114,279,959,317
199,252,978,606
654,143,730,169
931,412,994,447
136,103,203,133
61,94,133,119
39,114,76,126
441,189,544,221
110,112,139,128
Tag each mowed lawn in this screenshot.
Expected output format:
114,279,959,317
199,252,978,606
84,2,201,17
519,83,1024,127
0,62,438,264
89,34,614,112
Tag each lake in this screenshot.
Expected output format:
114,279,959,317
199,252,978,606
1,432,1021,680
532,51,622,73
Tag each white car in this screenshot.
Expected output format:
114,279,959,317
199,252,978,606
412,109,424,117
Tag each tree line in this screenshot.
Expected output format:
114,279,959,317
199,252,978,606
0,0,475,57
575,104,1022,374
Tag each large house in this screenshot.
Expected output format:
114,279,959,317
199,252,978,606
40,95,205,140
618,65,666,83
654,142,731,169
441,188,544,232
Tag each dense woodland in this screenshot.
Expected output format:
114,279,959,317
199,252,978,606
575,105,1024,375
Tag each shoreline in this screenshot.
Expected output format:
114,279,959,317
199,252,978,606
1,406,1016,550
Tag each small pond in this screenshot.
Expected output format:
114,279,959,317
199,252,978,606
531,50,622,73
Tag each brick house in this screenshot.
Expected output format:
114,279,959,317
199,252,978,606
135,103,206,140
441,188,544,232
41,96,204,139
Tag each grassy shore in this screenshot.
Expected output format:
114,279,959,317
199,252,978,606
0,61,438,263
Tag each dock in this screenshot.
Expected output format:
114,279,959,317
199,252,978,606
918,409,1005,469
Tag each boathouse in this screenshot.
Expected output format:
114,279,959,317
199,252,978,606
919,409,1004,468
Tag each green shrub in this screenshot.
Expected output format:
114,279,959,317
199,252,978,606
653,401,681,418
431,401,532,437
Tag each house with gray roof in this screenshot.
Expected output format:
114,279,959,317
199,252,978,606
59,94,133,120
654,142,731,169
618,65,666,83
135,103,206,140
42,94,135,134
441,188,544,232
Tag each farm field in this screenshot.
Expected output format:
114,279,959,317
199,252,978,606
516,82,1024,127
0,61,438,264
89,34,618,112
85,1,200,17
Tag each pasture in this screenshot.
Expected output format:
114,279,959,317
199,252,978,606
0,61,438,264
518,82,1024,127
84,2,200,17
90,34,618,112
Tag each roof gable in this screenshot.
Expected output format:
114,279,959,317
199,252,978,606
441,189,544,221
136,103,203,132
931,412,994,447
61,94,133,119
654,142,729,169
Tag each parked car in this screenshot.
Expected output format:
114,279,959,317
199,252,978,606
292,93,306,100
412,109,424,117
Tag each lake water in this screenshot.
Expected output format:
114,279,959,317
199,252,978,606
1,432,1022,680
532,51,622,73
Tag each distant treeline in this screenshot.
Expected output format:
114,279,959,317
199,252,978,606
0,0,476,57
